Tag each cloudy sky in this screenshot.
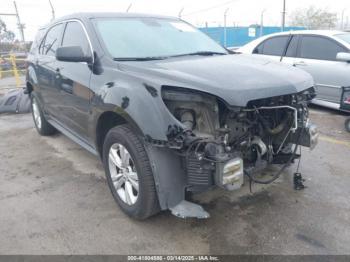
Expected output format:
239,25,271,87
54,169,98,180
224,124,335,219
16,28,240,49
1,0,350,41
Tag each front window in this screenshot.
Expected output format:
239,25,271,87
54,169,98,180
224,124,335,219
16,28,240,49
62,21,91,56
92,17,227,60
40,23,64,56
299,36,346,61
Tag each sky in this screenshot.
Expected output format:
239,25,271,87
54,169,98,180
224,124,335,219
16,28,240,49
1,0,350,41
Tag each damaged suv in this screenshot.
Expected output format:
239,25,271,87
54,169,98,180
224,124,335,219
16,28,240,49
26,13,318,219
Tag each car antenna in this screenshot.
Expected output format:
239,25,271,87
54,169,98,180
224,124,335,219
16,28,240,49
280,32,293,62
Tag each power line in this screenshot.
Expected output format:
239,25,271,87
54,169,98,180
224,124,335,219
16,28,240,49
182,0,238,17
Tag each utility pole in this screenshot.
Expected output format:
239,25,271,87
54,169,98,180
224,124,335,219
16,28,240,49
13,1,25,43
126,3,132,12
281,0,286,31
178,7,184,18
224,8,229,47
48,0,55,20
260,9,266,37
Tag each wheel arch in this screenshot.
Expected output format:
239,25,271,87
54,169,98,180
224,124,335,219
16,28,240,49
95,110,144,158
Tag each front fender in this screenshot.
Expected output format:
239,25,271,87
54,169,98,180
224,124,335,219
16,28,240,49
90,76,181,142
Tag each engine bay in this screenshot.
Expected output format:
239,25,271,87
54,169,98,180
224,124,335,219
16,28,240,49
161,86,318,191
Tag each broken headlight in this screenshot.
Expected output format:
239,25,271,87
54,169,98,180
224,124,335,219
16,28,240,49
161,86,220,137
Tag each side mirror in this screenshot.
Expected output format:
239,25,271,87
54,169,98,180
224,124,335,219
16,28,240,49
56,46,92,63
336,52,350,63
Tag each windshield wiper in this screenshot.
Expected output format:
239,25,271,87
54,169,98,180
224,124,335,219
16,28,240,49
113,56,168,61
113,51,227,61
170,51,227,57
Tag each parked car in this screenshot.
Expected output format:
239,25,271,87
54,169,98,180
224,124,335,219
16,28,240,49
238,30,350,111
26,13,318,219
345,118,350,132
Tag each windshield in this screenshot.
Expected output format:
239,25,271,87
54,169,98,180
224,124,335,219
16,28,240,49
336,33,350,45
93,17,227,60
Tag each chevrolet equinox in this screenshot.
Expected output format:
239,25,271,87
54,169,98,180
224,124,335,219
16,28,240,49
26,13,318,219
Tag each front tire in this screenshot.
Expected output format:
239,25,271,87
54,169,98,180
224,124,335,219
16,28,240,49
31,95,56,136
103,125,160,219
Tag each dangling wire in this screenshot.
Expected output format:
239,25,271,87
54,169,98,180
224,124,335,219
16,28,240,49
249,176,253,193
296,146,302,173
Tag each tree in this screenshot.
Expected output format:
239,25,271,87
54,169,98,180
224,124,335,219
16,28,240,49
0,31,15,42
288,6,338,29
0,18,16,42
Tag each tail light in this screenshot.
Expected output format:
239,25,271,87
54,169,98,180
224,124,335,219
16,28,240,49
341,87,350,111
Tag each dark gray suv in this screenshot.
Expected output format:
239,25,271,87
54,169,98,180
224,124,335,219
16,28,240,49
26,13,318,219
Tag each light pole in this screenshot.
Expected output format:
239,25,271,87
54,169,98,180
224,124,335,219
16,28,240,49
341,8,347,30
224,8,229,47
48,0,55,20
281,0,286,31
0,1,25,43
13,1,25,43
260,9,266,37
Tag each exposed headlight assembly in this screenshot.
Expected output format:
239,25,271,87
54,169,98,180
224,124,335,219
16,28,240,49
216,157,244,190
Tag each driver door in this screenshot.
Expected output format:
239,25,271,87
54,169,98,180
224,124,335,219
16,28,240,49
293,35,350,104
55,21,94,142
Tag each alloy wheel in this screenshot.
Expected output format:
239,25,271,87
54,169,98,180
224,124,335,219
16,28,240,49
32,98,42,129
108,143,139,205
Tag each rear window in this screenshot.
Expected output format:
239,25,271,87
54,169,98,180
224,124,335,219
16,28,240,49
254,36,289,56
336,33,350,45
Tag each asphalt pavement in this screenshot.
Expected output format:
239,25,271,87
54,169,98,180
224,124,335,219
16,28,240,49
0,107,349,255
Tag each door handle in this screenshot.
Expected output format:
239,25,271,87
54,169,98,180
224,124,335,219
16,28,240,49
294,61,307,66
61,84,73,94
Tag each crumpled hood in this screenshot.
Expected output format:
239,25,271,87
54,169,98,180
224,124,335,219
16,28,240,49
119,54,314,107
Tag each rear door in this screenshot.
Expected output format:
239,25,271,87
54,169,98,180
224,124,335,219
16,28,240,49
36,23,64,117
293,35,350,104
55,20,93,142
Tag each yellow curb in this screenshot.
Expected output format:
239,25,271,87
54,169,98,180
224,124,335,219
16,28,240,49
319,135,350,148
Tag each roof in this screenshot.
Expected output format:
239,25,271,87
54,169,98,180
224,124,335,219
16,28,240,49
52,12,179,23
260,29,347,38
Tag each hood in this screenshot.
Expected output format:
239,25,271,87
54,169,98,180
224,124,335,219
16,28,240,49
119,54,314,107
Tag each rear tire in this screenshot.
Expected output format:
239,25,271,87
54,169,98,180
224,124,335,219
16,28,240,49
103,124,160,219
31,95,56,136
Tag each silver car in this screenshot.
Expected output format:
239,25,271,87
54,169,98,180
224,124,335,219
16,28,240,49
238,30,350,111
